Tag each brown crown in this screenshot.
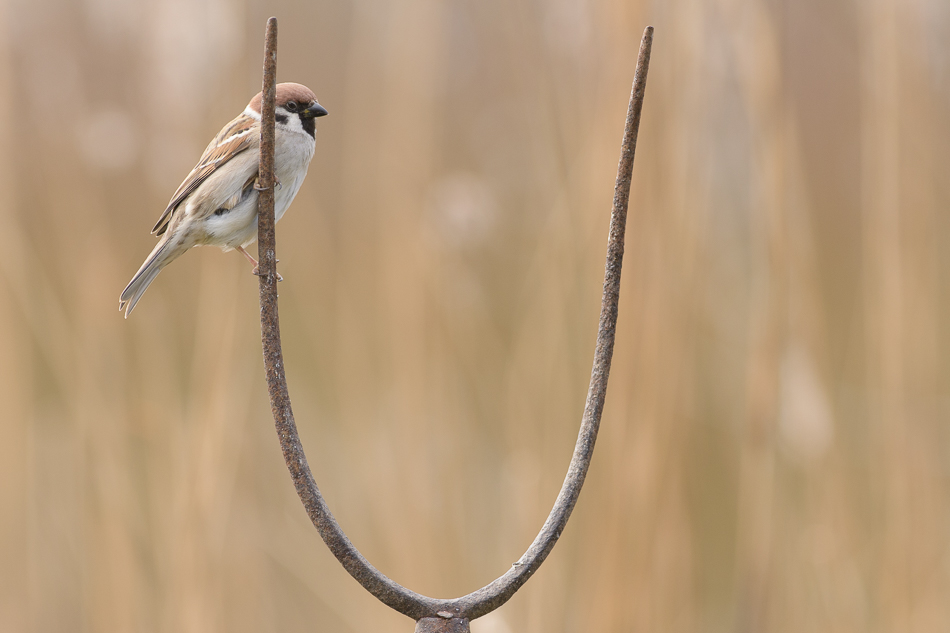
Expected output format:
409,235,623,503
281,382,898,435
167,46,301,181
248,82,318,113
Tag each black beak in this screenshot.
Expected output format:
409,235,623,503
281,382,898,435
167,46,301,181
301,103,328,119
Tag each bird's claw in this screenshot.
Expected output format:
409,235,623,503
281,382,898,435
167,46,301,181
251,265,283,282
254,175,282,191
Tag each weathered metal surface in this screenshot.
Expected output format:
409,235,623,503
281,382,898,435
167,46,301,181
415,617,471,633
256,17,654,625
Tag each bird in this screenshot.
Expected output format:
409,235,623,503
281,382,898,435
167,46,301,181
118,82,328,318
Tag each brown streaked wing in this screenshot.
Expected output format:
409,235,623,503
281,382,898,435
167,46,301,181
151,113,259,236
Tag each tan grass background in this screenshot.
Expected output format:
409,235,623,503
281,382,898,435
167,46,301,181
1,0,949,631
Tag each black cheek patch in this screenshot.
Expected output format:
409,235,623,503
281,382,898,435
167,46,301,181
275,113,289,124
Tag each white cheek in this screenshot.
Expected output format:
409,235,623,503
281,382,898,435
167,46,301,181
276,107,305,134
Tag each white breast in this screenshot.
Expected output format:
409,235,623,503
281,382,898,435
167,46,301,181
203,121,316,251
273,126,316,223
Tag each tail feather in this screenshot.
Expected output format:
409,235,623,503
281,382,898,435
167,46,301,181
119,239,176,318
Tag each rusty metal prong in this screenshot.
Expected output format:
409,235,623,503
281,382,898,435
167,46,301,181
256,16,654,626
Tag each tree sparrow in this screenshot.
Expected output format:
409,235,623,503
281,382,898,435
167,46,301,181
119,82,328,317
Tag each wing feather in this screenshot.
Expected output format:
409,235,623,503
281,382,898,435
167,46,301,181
151,113,259,236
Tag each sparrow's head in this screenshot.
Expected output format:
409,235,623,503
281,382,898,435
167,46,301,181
249,82,328,138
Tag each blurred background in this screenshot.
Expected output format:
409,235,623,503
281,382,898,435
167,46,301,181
1,0,948,631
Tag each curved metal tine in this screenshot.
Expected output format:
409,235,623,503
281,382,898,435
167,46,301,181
256,19,654,624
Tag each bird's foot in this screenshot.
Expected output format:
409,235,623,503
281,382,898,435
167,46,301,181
253,175,282,191
238,246,281,281
251,265,283,282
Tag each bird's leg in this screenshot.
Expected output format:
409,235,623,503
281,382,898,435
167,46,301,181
237,246,282,281
237,245,259,269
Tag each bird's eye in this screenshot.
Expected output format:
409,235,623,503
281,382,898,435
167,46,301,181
286,102,298,112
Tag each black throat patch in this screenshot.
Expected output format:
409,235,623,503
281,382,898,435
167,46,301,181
301,116,315,138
